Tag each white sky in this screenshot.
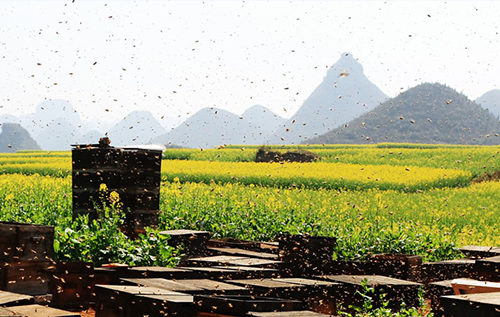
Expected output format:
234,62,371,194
0,0,499,127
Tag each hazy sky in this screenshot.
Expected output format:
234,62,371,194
0,0,499,127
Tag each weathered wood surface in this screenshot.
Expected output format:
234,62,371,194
0,307,22,317
0,290,32,306
8,304,80,317
186,255,282,268
207,246,280,260
207,238,279,254
451,278,500,295
460,245,500,259
440,292,500,317
120,278,248,295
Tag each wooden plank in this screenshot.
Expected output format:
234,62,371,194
160,229,211,236
440,292,500,317
224,257,282,268
319,274,421,286
0,290,32,306
219,266,279,279
178,267,239,280
248,311,330,316
451,278,500,295
9,304,80,317
460,245,500,258
127,266,192,279
207,247,279,260
0,307,23,317
121,278,205,292
94,285,191,317
121,278,247,295
187,255,248,265
274,278,340,287
186,255,282,268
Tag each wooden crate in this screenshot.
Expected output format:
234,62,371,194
425,280,454,317
0,222,54,262
0,261,54,295
277,234,336,262
194,294,303,316
160,229,211,257
420,259,477,283
440,292,500,317
317,275,422,312
225,278,341,315
135,293,195,316
370,254,422,281
476,255,500,282
72,142,162,235
50,261,93,309
94,284,194,317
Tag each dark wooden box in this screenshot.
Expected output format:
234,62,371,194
0,222,54,262
194,294,303,316
72,143,162,235
277,234,336,262
50,261,93,309
0,261,54,296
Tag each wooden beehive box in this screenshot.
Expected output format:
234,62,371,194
277,234,336,262
0,261,54,296
72,140,162,235
0,222,54,262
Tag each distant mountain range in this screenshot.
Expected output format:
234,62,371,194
476,89,500,119
1,53,500,151
0,123,40,153
151,105,285,148
269,52,388,144
308,83,500,145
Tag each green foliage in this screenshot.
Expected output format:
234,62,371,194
53,187,179,266
338,279,433,317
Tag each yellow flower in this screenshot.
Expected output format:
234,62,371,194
109,191,120,203
99,183,108,192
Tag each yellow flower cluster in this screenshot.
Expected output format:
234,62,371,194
161,160,471,191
